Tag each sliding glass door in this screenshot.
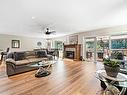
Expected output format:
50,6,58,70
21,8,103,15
96,36,110,61
84,37,97,62
83,35,127,63
83,36,110,63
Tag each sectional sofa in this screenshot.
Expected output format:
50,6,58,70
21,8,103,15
5,50,53,76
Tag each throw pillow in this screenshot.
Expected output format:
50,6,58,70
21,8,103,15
14,52,26,61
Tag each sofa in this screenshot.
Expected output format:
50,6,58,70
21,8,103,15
5,50,53,76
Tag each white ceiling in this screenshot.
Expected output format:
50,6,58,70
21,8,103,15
0,0,127,38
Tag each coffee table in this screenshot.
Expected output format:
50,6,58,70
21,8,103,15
96,69,127,95
28,61,53,77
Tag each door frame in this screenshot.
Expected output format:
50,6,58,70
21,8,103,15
83,37,97,63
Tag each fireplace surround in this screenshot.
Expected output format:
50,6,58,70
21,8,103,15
65,51,75,59
64,44,81,61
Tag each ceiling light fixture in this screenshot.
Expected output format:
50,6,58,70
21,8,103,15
32,16,35,19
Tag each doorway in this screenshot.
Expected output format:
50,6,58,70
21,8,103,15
96,36,110,61
54,41,64,59
83,36,110,62
84,37,97,62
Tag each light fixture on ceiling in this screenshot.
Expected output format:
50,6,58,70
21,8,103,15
45,28,56,35
31,17,56,35
32,16,35,19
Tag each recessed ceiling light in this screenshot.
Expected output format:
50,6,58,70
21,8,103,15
32,16,35,19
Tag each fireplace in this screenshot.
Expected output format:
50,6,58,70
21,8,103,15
64,44,81,61
66,51,74,59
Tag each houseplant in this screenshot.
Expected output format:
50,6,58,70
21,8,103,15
103,58,120,77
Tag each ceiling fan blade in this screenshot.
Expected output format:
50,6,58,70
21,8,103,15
44,27,56,35
51,31,56,33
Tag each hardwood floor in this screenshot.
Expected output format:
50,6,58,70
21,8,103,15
0,59,104,95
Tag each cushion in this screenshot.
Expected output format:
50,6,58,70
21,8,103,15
6,58,16,64
36,50,47,58
14,52,26,61
26,56,36,59
25,51,35,56
7,52,14,59
28,58,43,63
15,59,29,65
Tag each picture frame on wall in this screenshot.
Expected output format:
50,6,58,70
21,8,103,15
12,40,20,48
69,35,78,44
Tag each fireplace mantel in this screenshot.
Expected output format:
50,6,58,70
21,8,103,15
64,44,81,61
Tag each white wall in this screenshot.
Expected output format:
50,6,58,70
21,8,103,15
0,34,47,52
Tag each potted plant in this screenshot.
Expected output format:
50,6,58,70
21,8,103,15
103,58,120,77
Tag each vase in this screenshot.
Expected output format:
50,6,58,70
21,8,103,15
104,65,120,78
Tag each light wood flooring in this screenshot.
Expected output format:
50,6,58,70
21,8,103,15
0,59,104,95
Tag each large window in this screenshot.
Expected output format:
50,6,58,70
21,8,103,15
111,35,127,49
111,35,127,59
83,35,127,62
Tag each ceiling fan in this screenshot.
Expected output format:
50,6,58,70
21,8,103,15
45,28,56,35
31,17,56,35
